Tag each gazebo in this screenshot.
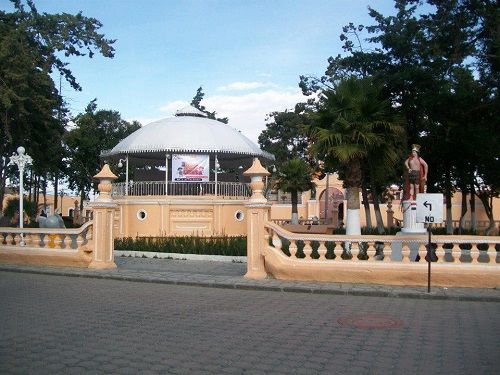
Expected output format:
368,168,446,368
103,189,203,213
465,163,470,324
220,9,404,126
102,105,273,198
101,106,274,237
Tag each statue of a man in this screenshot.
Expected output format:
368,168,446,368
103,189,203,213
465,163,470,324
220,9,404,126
404,144,428,200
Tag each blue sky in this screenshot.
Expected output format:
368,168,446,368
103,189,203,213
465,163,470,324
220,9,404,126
1,0,401,142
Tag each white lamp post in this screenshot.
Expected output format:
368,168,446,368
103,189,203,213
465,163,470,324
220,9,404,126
265,164,277,190
117,155,129,196
8,146,32,246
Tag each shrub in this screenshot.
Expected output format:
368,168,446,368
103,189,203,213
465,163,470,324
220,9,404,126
115,235,247,256
3,197,37,219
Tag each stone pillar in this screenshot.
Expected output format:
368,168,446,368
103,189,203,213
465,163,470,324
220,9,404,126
243,158,271,279
89,164,118,269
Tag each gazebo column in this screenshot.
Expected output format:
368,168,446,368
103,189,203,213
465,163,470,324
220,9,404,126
215,154,219,197
165,153,170,196
125,155,129,196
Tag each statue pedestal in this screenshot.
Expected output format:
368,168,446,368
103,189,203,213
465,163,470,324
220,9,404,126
392,200,426,262
401,200,425,234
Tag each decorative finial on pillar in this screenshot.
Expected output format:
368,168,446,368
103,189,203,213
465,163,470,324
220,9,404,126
93,164,118,202
243,158,271,203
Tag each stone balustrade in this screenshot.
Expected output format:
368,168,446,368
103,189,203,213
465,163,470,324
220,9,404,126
266,221,499,263
251,221,500,288
0,222,94,267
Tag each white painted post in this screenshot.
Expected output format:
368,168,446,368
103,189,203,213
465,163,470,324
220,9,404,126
8,146,32,247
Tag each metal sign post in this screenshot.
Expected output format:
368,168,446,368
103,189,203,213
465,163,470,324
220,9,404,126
416,193,444,293
427,223,432,293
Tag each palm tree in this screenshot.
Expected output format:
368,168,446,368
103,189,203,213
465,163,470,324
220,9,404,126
309,77,404,235
274,158,315,224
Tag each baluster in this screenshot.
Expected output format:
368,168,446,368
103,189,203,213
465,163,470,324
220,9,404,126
53,233,63,249
486,243,496,264
418,243,427,262
23,233,32,247
264,230,271,244
451,244,461,262
401,243,410,263
76,232,85,249
59,234,67,249
87,226,93,243
303,241,312,259
470,244,479,264
289,240,298,258
435,243,445,263
317,241,327,260
13,233,20,246
366,242,376,261
47,234,56,248
272,232,282,250
350,242,359,262
383,242,392,262
333,242,343,261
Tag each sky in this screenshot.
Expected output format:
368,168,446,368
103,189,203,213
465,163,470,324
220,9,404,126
1,0,401,143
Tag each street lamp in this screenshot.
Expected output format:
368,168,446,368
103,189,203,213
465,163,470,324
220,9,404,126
8,146,32,246
60,190,65,213
117,156,129,196
265,165,277,191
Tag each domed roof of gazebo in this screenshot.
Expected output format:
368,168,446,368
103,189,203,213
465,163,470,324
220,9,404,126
102,105,273,162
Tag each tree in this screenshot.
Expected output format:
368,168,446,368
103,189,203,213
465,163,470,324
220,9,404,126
65,100,140,209
308,77,405,235
258,103,312,167
301,0,498,234
0,0,115,209
190,87,228,123
274,158,315,224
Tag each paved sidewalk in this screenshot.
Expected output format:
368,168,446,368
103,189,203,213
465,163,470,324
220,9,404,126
1,256,499,302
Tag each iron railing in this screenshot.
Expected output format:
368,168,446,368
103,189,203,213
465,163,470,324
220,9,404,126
112,181,251,198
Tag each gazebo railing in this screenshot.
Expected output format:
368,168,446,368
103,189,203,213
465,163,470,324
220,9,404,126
112,181,251,198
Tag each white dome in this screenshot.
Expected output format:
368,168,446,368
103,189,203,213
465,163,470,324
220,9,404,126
104,111,273,160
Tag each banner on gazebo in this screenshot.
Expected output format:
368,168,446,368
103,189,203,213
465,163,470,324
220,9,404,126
172,154,210,182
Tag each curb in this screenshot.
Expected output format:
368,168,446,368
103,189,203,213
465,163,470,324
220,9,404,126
1,264,499,302
114,250,246,263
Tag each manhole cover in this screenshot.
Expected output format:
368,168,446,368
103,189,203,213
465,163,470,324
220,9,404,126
337,314,404,329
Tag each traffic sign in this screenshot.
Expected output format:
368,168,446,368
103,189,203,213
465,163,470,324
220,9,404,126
416,193,444,223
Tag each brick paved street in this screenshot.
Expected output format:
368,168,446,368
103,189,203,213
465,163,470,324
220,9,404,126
0,271,498,375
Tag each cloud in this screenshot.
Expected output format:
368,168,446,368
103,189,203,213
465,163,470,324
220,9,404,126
217,81,278,91
158,88,308,144
204,89,307,143
159,100,189,114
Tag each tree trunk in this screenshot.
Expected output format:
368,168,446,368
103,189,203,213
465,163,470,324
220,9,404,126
34,174,40,213
476,191,495,235
0,157,6,212
28,169,33,207
445,171,453,235
445,190,453,235
458,186,467,234
361,180,372,230
368,168,385,234
346,186,361,235
470,182,477,232
291,189,299,225
53,173,59,210
42,176,47,213
80,188,85,211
